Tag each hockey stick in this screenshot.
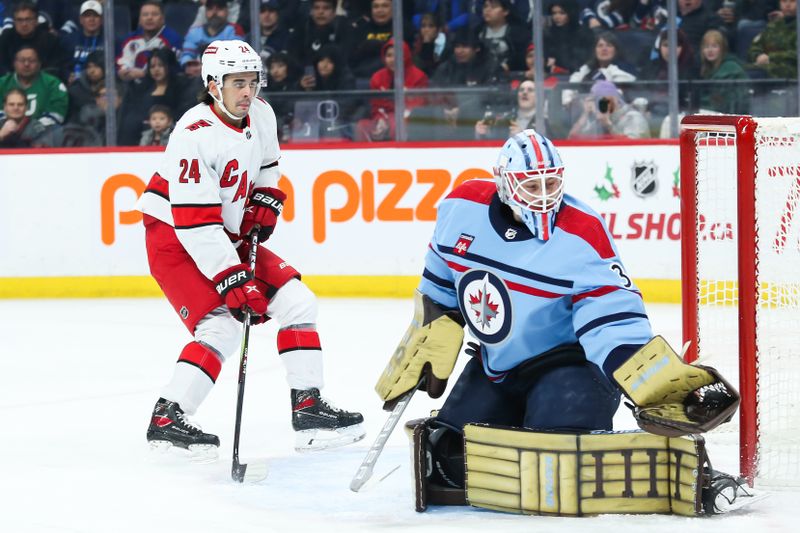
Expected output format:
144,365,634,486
232,228,269,483
349,381,422,492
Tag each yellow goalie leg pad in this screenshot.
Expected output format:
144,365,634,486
375,290,465,403
464,424,705,517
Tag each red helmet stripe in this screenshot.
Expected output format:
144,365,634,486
528,133,544,168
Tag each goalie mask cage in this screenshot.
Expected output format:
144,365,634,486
680,115,800,488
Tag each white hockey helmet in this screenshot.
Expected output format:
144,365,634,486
201,40,266,90
493,129,565,241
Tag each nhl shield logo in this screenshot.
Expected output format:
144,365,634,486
631,161,658,198
180,306,189,320
456,269,513,345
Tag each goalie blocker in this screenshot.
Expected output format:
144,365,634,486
406,419,758,516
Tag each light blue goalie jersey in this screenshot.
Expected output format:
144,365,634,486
418,179,653,382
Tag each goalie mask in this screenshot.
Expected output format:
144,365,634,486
493,129,565,241
201,40,266,119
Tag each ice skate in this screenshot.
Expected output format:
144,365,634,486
291,388,365,452
146,398,220,462
703,469,769,514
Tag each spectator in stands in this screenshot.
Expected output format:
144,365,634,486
0,0,69,36
347,0,403,81
0,87,40,147
431,28,502,140
257,0,293,65
543,0,594,76
356,39,428,141
412,12,449,77
117,48,187,145
290,0,349,67
0,46,68,133
569,31,638,86
748,0,797,79
117,0,182,82
639,29,697,130
677,0,726,55
631,0,668,30
66,50,112,139
191,0,242,29
474,79,548,139
564,31,637,109
581,0,638,29
139,103,173,146
180,0,244,76
297,44,358,140
60,1,104,85
264,52,300,142
641,28,699,80
736,1,779,53
477,0,529,73
298,43,357,93
0,1,65,79
568,79,650,138
699,28,749,113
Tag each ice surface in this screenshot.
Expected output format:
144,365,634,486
0,299,794,532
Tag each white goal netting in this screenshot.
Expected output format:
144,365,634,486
691,118,800,488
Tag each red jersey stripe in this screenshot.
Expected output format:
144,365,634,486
505,279,562,299
172,204,224,227
446,260,562,299
555,204,616,259
572,285,621,303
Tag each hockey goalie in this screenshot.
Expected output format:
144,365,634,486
374,129,756,517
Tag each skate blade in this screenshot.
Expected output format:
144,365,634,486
717,488,770,514
294,423,366,452
148,440,219,464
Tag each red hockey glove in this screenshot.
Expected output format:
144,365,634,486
212,264,268,323
240,187,286,241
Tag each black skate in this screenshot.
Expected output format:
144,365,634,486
291,388,365,452
147,398,220,462
702,469,768,514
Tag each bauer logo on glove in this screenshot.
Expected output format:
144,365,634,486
612,336,740,437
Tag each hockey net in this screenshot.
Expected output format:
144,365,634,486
681,115,800,488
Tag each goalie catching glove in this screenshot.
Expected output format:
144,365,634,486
612,336,740,437
375,290,465,408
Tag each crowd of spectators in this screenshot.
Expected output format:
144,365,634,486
0,0,797,147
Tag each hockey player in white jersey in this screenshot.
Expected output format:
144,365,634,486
137,40,364,458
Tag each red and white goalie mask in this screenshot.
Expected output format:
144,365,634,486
493,129,565,241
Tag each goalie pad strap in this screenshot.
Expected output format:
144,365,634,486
405,418,467,512
464,424,705,516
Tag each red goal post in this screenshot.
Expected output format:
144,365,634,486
680,115,800,487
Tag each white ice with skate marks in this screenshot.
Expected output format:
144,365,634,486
0,298,793,533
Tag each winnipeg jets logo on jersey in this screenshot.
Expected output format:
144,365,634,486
454,234,474,256
456,269,513,345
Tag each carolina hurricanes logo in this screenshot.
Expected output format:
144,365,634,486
456,269,513,345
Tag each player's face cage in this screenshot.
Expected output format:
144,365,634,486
495,167,565,214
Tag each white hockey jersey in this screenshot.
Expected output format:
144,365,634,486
137,97,281,280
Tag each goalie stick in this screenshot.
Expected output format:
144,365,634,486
231,228,269,483
350,381,422,492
